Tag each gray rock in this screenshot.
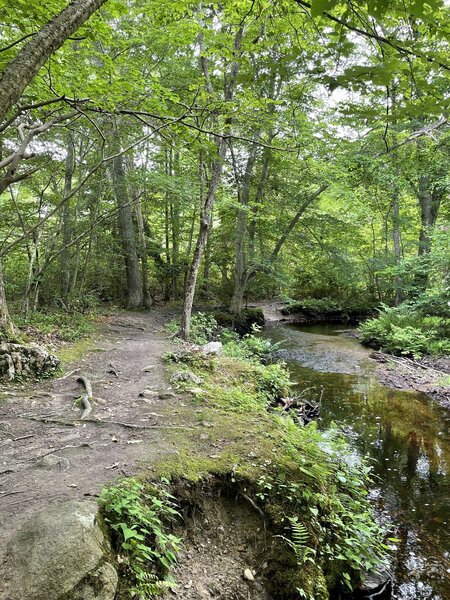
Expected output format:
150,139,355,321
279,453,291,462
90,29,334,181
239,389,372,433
36,454,70,470
202,341,223,355
3,501,117,600
170,370,202,385
0,342,59,381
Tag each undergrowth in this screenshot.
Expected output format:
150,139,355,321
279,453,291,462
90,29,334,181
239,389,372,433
99,478,181,598
14,310,98,343
161,328,390,598
360,303,450,358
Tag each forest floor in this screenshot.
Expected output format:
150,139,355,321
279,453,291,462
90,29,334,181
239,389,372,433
0,309,186,594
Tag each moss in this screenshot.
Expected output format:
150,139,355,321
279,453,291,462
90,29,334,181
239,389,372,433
57,335,100,366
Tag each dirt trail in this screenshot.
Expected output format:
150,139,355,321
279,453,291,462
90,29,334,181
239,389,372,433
0,310,180,581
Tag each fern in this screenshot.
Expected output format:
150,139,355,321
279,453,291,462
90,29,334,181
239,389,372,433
277,517,316,565
289,517,309,552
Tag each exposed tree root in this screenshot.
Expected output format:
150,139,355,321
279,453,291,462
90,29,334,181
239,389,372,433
77,375,93,419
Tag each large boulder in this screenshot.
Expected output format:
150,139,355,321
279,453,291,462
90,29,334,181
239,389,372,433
2,501,118,600
0,342,59,380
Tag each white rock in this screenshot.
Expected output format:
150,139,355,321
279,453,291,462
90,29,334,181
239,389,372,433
202,341,223,355
243,569,254,582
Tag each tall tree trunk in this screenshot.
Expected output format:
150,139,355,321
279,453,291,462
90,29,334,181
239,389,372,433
413,175,442,292
134,191,152,309
0,260,16,339
0,0,107,124
171,151,181,299
109,150,143,309
392,187,403,306
61,135,75,299
181,140,228,339
180,27,243,340
230,140,259,315
23,231,40,317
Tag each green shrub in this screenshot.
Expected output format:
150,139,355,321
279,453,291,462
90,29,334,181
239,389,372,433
99,478,181,598
257,419,389,592
360,304,450,358
222,326,281,362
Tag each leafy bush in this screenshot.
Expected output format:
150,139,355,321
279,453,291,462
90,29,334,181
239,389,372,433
253,361,292,402
99,478,181,598
360,304,450,358
222,325,281,362
166,312,219,345
282,297,372,320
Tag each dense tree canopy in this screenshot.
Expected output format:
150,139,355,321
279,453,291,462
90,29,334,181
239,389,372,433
0,0,448,340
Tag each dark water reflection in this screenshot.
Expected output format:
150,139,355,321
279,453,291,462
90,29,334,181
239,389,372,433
265,323,450,600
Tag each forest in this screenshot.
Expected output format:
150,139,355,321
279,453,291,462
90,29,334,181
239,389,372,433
0,1,449,600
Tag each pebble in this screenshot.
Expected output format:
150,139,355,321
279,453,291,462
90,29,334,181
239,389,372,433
243,569,254,582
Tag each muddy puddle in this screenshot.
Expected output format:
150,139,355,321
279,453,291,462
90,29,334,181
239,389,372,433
265,323,450,600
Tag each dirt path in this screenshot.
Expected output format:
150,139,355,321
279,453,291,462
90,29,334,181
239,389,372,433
0,310,180,583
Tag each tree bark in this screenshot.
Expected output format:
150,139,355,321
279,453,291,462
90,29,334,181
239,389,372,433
392,187,403,306
181,139,228,339
109,150,143,309
0,260,17,340
0,0,107,124
180,27,243,340
61,135,75,299
133,191,152,309
230,140,259,315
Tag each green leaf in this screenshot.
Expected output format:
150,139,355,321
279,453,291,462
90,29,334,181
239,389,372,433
311,0,339,17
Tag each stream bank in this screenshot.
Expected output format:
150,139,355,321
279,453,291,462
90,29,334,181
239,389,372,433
264,322,450,600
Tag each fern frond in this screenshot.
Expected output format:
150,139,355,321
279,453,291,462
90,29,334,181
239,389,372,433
289,517,309,550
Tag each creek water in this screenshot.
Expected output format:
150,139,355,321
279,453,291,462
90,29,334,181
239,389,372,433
265,323,450,600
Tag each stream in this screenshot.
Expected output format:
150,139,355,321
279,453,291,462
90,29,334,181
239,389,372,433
265,323,450,600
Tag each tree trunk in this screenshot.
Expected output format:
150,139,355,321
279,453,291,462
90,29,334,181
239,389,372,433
392,187,403,306
181,139,228,339
134,191,152,309
180,27,243,340
414,175,442,291
417,176,440,256
61,135,75,299
230,140,259,315
109,151,143,309
0,260,16,340
0,0,107,124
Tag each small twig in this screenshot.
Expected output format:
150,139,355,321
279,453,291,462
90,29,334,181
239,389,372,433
0,490,26,498
13,434,34,441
